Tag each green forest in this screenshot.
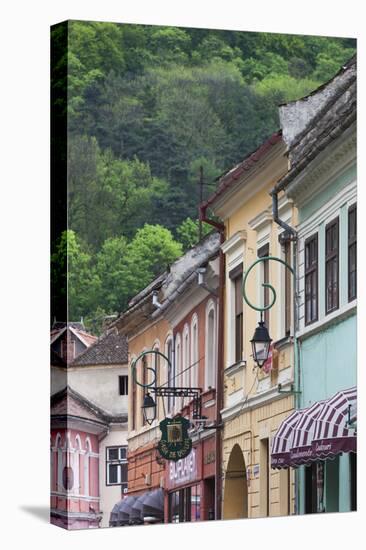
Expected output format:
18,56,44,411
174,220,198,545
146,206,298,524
51,21,355,333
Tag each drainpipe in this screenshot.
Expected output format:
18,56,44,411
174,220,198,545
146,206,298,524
200,203,225,520
271,189,300,515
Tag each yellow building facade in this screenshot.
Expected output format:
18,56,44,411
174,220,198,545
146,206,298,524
205,132,297,519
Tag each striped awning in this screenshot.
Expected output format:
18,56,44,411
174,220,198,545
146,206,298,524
271,409,304,469
118,495,138,525
271,387,357,469
290,400,327,466
312,387,357,459
142,489,164,521
109,495,138,527
130,493,149,524
110,490,165,527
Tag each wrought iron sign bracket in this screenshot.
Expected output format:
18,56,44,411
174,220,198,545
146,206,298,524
152,386,203,419
200,423,223,430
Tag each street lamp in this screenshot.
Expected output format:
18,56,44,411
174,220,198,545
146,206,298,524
142,392,157,425
250,316,272,368
243,256,294,369
132,350,204,420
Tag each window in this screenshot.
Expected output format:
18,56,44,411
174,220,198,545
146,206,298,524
348,204,357,301
131,362,137,430
305,234,318,325
168,485,201,523
325,218,339,314
206,302,216,389
229,264,243,363
153,345,160,418
175,334,181,388
350,453,357,511
183,326,190,389
142,355,148,425
191,317,198,388
166,338,174,413
258,244,270,328
284,241,292,335
235,276,243,362
106,446,128,493
84,438,91,496
62,466,74,491
119,375,128,396
305,462,325,514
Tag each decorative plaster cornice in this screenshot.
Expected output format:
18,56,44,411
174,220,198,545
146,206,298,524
248,209,272,232
221,230,247,255
220,379,294,422
286,128,356,207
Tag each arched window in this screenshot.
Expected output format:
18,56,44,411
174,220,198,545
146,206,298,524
74,435,82,495
130,355,137,431
84,437,92,497
153,340,160,420
63,432,73,493
182,325,190,405
205,300,217,390
141,352,148,426
165,335,174,414
175,333,181,411
191,314,199,389
54,433,62,492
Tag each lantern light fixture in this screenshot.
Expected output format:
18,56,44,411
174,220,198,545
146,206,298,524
250,316,272,368
142,392,157,425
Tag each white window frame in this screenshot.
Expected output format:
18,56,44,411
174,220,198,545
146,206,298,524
222,231,246,368
182,324,190,405
152,340,160,419
165,333,174,414
106,446,128,492
74,434,82,495
174,333,182,412
190,314,199,389
84,437,92,496
205,299,217,391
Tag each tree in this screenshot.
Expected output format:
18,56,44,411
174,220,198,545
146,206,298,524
68,135,168,247
176,217,212,252
119,224,182,306
51,230,100,321
94,236,128,313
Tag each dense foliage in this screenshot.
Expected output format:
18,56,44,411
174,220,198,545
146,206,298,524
51,21,355,331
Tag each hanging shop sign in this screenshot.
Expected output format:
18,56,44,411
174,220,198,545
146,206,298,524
169,448,197,485
158,416,192,462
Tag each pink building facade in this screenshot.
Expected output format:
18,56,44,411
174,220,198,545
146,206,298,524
50,387,108,528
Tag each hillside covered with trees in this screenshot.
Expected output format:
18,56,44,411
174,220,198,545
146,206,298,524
51,21,355,332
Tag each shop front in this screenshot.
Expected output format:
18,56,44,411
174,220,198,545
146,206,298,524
164,435,216,523
271,387,357,514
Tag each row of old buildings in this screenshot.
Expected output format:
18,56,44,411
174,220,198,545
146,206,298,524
50,55,357,528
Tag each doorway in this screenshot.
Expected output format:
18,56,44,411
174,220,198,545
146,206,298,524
223,444,248,519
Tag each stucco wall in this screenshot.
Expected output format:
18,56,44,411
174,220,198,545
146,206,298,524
299,313,356,408
222,394,295,519
99,426,129,528
66,364,128,415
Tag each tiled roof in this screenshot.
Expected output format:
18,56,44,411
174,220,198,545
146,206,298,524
50,323,97,347
71,331,128,366
52,321,85,331
276,55,356,192
51,385,127,424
